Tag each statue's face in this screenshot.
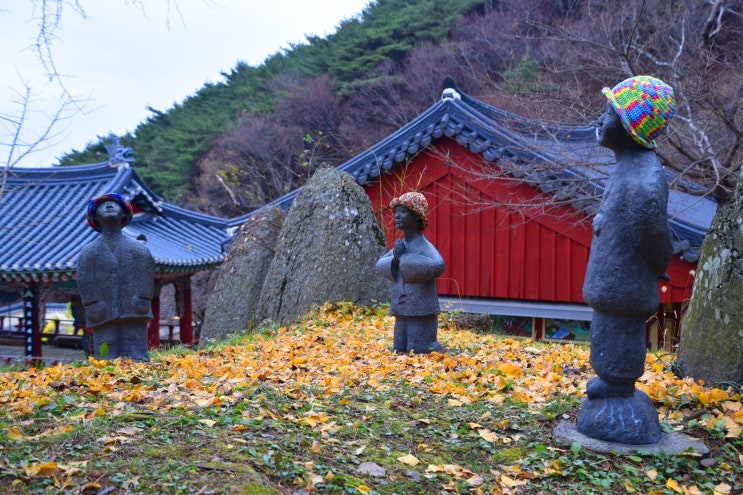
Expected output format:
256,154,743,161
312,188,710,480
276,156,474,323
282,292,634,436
596,103,630,150
394,205,420,231
95,200,124,224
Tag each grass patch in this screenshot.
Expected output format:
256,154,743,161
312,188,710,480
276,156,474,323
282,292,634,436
0,304,741,494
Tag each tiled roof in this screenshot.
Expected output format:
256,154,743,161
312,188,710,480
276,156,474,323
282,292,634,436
0,162,229,281
232,85,716,262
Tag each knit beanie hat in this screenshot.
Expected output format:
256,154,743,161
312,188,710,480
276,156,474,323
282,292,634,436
601,75,674,149
390,192,429,231
86,193,134,232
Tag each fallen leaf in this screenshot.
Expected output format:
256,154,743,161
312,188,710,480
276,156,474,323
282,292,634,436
467,474,484,486
666,478,682,493
24,461,60,478
477,428,499,443
5,427,24,441
398,453,420,466
645,468,658,482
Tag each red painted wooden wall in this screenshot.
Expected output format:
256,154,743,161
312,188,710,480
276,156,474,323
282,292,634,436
364,139,695,305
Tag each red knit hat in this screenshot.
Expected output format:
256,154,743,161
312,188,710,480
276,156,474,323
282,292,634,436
86,193,134,232
390,192,429,231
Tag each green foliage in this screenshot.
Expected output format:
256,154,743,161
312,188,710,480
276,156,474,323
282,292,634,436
327,0,484,89
502,47,541,93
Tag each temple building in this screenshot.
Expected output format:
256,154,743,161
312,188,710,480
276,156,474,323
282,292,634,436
232,78,716,349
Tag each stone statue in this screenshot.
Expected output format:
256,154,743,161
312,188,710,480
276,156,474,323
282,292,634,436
376,192,446,354
578,75,675,444
77,193,155,360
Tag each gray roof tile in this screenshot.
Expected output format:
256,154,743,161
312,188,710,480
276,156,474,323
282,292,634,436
0,162,229,280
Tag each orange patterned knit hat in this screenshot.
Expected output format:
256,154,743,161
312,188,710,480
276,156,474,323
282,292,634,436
390,192,429,231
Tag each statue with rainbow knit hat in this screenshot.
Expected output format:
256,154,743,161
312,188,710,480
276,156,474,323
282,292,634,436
376,192,446,354
578,76,675,444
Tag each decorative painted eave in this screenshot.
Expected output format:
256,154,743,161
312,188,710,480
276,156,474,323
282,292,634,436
231,85,716,262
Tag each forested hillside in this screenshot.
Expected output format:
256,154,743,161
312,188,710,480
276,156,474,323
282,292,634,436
59,0,742,218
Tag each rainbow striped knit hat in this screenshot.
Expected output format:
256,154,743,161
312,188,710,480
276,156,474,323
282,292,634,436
601,75,674,149
86,193,134,232
390,192,429,231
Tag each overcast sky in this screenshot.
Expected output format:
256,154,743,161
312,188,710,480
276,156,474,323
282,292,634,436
1,0,371,168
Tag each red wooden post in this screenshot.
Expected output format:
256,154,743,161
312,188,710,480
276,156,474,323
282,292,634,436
180,277,193,347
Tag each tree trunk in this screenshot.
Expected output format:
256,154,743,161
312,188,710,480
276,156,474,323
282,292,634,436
677,172,743,386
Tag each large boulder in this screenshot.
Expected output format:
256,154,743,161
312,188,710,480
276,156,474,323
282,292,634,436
201,206,284,341
256,168,388,325
677,169,743,386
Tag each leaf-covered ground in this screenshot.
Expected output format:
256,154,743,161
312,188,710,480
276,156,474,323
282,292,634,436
1,303,741,494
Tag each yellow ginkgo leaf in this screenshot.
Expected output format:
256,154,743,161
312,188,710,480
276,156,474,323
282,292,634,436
497,362,523,378
24,461,59,478
645,468,658,482
5,427,25,441
193,397,214,408
477,429,499,443
666,478,682,493
397,453,420,466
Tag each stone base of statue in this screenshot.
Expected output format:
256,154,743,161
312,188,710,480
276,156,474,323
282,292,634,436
92,318,150,361
554,420,708,456
577,388,661,444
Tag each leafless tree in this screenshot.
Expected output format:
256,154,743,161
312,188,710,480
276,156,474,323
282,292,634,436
0,2,89,200
1,1,196,201
478,0,742,202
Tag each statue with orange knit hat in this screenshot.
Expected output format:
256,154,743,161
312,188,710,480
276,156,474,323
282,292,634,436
578,75,675,444
375,192,446,354
77,193,154,361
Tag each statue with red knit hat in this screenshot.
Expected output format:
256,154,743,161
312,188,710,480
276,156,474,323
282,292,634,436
77,193,154,361
578,75,675,444
376,192,446,354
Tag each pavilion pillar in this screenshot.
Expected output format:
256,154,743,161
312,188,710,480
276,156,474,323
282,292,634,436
179,277,193,347
23,284,42,360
